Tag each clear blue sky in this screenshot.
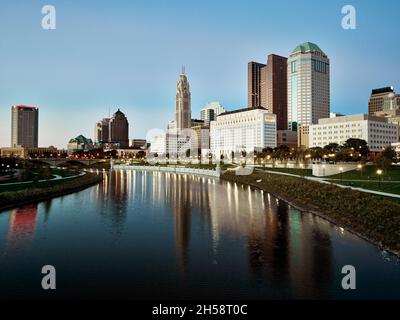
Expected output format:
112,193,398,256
0,0,399,148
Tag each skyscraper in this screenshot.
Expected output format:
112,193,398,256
11,105,39,148
109,109,129,148
287,42,330,131
248,62,266,108
175,68,191,130
94,118,110,144
266,54,288,130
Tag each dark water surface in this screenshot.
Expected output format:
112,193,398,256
0,170,399,299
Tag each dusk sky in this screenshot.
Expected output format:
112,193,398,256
0,0,399,148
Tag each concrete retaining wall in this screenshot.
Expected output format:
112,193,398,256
113,165,221,178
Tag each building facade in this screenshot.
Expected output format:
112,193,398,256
248,62,266,108
368,87,400,115
11,105,39,148
297,125,310,148
308,114,399,152
277,130,298,148
67,135,94,154
210,106,277,156
175,69,191,130
266,54,288,130
200,101,226,125
287,42,330,131
94,118,110,144
109,109,129,148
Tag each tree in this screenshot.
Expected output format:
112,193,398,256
381,146,396,162
374,153,392,172
273,145,291,162
343,138,369,158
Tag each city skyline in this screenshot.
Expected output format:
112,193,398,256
0,0,399,148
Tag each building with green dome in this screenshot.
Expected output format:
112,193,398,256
287,42,330,131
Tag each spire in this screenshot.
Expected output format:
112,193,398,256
181,65,185,75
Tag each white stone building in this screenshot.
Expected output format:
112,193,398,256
210,106,277,157
308,114,399,152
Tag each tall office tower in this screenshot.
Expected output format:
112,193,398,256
175,68,192,130
368,87,400,115
94,118,110,143
200,101,227,124
11,105,39,148
266,54,288,130
287,42,330,131
248,62,266,108
109,109,129,148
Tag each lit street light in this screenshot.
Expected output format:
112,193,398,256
339,167,344,182
377,169,383,188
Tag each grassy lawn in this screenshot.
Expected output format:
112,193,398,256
328,165,400,181
329,180,400,195
257,167,314,177
0,175,80,193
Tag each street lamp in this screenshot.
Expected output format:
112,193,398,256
339,167,344,182
322,164,326,177
357,164,363,178
377,169,383,188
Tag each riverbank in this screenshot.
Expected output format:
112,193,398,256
0,172,103,212
222,171,400,257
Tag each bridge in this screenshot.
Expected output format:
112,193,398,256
29,158,108,166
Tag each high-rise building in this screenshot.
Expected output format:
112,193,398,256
287,42,330,131
109,109,129,148
175,68,191,130
248,62,266,108
11,105,39,148
200,101,226,125
266,54,288,130
94,118,110,144
368,87,400,115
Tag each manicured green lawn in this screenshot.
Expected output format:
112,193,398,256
257,167,314,177
328,165,400,181
329,180,400,195
0,176,80,193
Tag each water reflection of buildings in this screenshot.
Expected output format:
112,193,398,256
95,170,128,234
152,171,333,297
7,204,38,250
103,170,333,297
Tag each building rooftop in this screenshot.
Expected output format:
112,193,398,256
292,42,325,55
218,106,267,117
317,114,390,125
13,105,38,110
371,87,394,95
69,135,92,144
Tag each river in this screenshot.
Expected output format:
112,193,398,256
0,169,399,299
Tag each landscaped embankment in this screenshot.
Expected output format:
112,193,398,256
0,172,103,212
222,171,400,256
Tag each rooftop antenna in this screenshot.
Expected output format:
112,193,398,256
108,107,110,118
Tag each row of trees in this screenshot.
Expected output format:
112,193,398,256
254,138,371,164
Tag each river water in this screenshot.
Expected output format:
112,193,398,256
0,169,399,299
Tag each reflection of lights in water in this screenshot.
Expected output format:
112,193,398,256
7,205,38,250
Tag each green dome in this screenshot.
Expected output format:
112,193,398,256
292,42,325,55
